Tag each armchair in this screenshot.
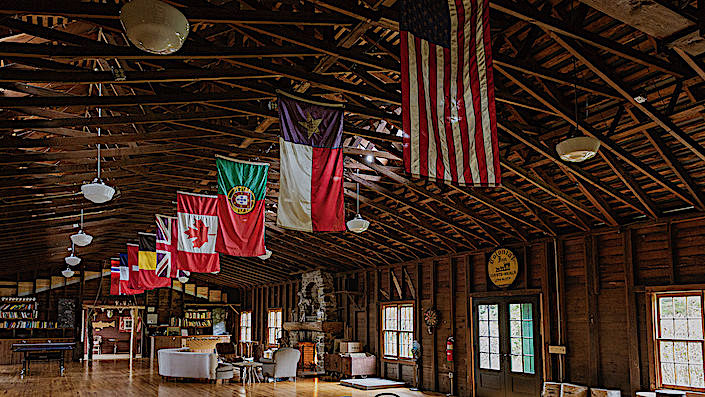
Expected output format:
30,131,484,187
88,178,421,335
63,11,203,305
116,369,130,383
261,347,300,382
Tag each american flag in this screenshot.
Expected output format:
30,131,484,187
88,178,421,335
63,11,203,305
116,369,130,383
401,0,500,186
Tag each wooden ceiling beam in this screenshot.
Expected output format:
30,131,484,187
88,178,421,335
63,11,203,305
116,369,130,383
549,34,705,166
0,2,356,26
497,67,694,208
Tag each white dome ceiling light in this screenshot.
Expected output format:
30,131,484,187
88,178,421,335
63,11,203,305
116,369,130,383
70,209,93,247
178,275,189,283
82,83,115,204
556,136,600,163
120,0,190,55
61,268,75,278
347,178,370,234
258,248,272,260
65,242,81,267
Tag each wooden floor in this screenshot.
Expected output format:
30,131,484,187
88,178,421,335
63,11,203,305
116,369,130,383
0,359,436,396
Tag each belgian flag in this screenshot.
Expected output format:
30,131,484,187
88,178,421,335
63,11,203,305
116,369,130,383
138,232,170,289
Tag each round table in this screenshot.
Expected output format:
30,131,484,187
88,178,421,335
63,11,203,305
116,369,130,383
233,361,262,385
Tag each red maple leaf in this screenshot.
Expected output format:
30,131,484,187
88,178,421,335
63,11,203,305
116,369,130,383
184,219,210,248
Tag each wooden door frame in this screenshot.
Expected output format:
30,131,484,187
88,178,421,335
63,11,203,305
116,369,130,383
469,291,545,397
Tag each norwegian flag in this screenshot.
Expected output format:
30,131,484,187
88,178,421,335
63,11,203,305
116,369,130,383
155,214,188,279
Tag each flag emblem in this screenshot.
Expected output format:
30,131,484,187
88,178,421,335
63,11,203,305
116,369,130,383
298,113,323,138
182,216,217,250
228,185,255,215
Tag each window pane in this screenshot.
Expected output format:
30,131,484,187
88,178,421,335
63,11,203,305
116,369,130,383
480,353,490,369
510,338,522,355
400,306,413,331
675,319,688,339
479,337,489,353
523,338,534,355
690,319,704,339
490,337,499,354
661,297,674,318
400,332,413,358
522,321,533,338
510,320,521,337
675,341,688,363
489,320,499,337
676,363,689,386
509,304,521,320
490,353,500,370
691,364,705,388
674,297,688,318
522,303,532,320
689,342,703,364
688,296,702,318
662,362,676,385
479,305,488,320
661,319,675,338
523,356,535,374
511,355,523,372
479,320,489,336
489,305,498,320
660,341,674,363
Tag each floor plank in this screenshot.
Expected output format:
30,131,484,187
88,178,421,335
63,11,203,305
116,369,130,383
0,359,435,396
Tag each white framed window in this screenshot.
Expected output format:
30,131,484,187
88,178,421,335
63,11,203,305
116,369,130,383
267,309,282,346
654,292,705,391
240,311,252,342
382,303,414,360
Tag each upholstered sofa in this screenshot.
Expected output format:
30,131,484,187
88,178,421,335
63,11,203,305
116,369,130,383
158,348,218,380
261,347,301,381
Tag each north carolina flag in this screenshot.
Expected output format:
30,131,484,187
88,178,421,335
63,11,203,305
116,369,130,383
177,191,220,273
138,232,170,289
126,243,142,290
215,155,268,257
110,258,121,295
119,253,143,295
156,214,188,279
277,92,345,232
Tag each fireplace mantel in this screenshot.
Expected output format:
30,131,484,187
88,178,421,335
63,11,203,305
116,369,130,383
283,321,343,333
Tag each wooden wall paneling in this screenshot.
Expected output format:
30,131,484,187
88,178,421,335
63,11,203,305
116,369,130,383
415,261,423,389
667,222,677,284
645,292,657,390
431,259,438,391
449,256,456,395
375,268,382,377
623,229,642,394
585,235,601,386
556,239,567,381
463,254,474,396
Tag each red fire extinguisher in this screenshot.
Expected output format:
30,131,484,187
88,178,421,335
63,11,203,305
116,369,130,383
446,336,454,362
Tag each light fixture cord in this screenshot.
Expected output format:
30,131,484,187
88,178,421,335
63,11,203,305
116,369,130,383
356,182,360,214
571,0,579,136
97,83,102,180
80,209,84,229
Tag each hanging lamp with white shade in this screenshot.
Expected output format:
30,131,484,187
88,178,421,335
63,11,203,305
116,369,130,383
120,0,189,55
64,242,81,267
61,268,75,278
81,83,115,203
70,209,93,247
346,177,370,234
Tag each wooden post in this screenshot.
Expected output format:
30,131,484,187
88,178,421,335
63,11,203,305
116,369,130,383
449,256,456,395
431,259,438,391
464,255,474,396
129,308,136,368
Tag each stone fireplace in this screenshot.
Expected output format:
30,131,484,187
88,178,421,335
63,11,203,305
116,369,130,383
284,270,342,373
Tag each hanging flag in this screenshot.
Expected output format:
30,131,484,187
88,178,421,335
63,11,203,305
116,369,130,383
156,214,188,278
400,0,500,186
215,155,268,257
110,258,121,295
138,232,171,289
126,243,142,290
277,91,345,232
119,253,143,295
177,191,220,273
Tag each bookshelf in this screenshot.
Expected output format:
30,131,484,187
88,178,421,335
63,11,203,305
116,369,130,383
0,297,60,329
184,309,212,328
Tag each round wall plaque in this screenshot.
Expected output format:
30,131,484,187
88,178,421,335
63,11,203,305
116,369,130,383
488,248,519,288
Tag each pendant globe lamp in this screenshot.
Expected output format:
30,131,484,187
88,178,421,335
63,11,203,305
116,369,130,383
64,242,81,267
81,83,115,204
347,179,370,234
258,248,272,260
177,271,190,284
556,53,600,163
70,209,93,247
61,267,75,278
120,0,189,55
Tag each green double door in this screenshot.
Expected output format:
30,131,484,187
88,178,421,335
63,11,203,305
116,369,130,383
473,296,542,397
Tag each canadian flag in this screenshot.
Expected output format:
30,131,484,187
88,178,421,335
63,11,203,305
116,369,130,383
176,191,220,273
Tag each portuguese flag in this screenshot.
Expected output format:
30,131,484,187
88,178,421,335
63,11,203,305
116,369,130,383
215,155,269,257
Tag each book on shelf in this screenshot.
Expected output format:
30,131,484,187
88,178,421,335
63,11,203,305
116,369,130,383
0,320,60,329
